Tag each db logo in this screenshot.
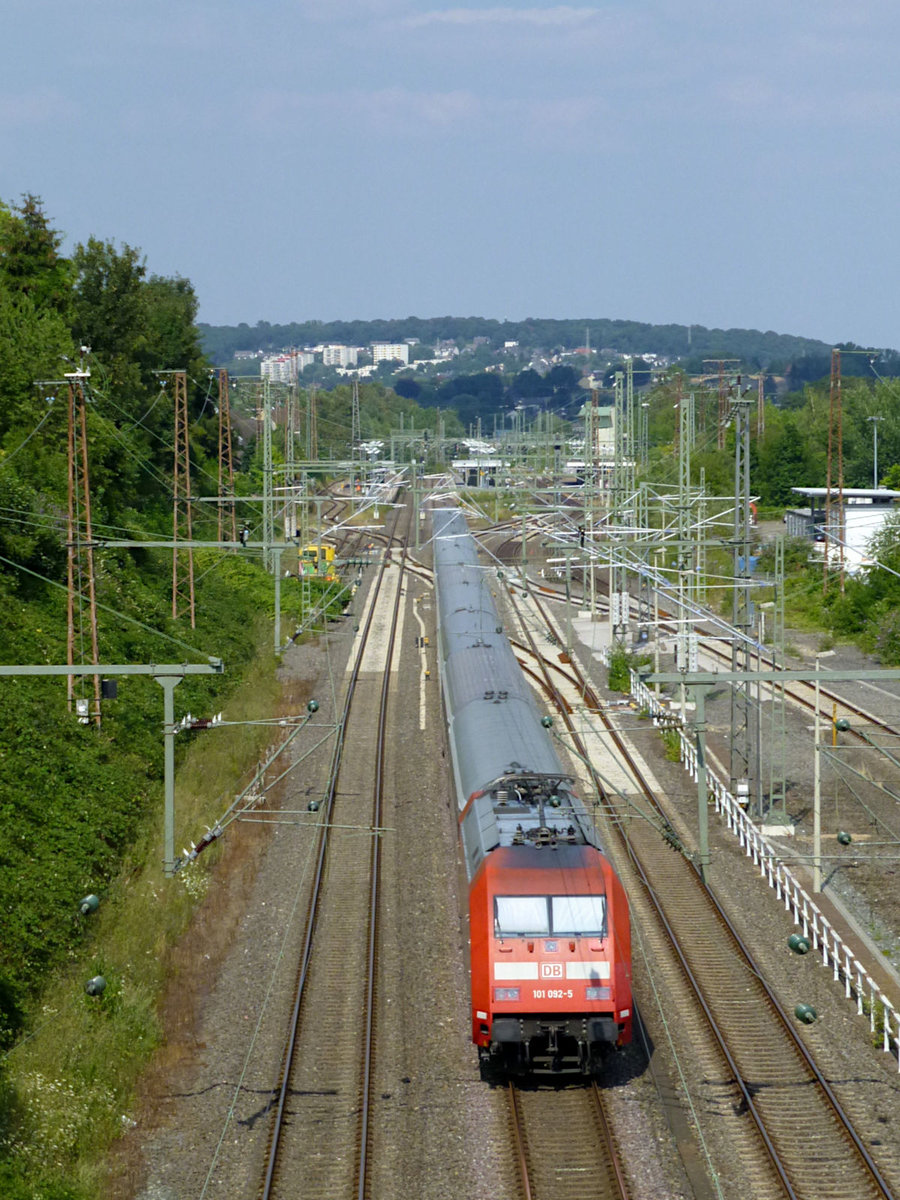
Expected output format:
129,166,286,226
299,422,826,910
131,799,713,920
540,963,563,979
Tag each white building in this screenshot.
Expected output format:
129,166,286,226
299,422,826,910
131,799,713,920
787,488,900,572
261,354,294,383
451,457,508,487
336,365,376,378
260,351,313,382
371,342,409,365
322,344,358,368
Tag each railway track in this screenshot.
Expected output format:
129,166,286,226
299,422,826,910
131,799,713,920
482,510,894,738
673,628,900,738
502,582,898,1200
259,514,408,1199
507,1080,630,1200
506,566,900,744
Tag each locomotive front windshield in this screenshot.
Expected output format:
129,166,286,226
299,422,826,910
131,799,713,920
494,894,607,937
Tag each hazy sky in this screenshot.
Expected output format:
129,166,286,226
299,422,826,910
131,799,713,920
3,1,898,347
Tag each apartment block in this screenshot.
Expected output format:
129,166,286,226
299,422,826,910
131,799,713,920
371,342,410,365
322,344,359,367
260,350,314,382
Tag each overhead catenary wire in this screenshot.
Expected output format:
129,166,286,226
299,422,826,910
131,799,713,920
2,369,356,652
630,917,727,1200
0,371,272,591
0,499,276,642
114,383,169,434
95,378,250,500
0,503,191,544
819,749,900,843
98,393,219,499
187,371,216,421
176,725,337,864
196,528,369,1191
184,530,370,852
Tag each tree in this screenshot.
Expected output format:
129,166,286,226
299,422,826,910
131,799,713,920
71,237,146,363
753,411,816,505
0,194,71,315
447,393,480,428
0,288,72,443
393,377,421,400
511,369,546,400
139,276,203,371
546,364,579,393
0,469,66,588
0,197,74,456
435,372,505,420
862,509,900,587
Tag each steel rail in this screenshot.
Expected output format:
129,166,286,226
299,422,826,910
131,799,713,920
514,583,895,1200
504,592,797,1197
589,1079,632,1200
259,525,397,1199
357,530,408,1200
511,569,900,744
494,620,630,1199
506,1076,630,1200
506,1082,534,1200
677,630,900,740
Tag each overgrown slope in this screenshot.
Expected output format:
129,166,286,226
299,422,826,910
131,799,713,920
0,196,339,1197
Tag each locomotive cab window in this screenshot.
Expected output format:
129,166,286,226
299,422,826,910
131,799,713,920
495,896,549,936
494,895,606,937
552,894,606,936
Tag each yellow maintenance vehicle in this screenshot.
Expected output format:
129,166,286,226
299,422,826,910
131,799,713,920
300,543,337,581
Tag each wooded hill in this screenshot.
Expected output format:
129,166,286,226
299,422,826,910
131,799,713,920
199,314,900,380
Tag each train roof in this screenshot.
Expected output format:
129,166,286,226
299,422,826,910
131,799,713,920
451,698,572,800
433,505,569,796
433,504,602,878
432,508,478,567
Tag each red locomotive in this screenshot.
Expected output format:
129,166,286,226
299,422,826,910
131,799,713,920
433,506,632,1076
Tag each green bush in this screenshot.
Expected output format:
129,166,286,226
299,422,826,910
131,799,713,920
660,727,682,761
607,648,632,692
0,547,278,1017
874,608,900,663
0,595,286,1196
607,647,650,693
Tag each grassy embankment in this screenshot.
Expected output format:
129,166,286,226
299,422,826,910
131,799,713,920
0,549,345,1199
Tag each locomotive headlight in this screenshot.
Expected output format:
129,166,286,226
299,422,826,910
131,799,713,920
586,987,611,1001
493,987,521,1002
